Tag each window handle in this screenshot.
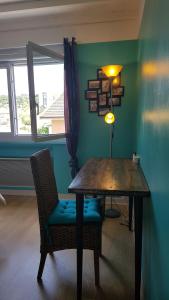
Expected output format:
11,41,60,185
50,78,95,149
35,102,39,115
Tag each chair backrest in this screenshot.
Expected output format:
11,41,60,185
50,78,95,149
30,149,59,226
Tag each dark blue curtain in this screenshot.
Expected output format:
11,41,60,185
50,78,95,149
64,37,80,178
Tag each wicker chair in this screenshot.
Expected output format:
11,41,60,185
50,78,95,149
30,149,103,286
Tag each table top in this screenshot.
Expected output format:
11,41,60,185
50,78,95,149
68,158,150,197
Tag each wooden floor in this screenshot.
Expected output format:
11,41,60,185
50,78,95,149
0,195,134,300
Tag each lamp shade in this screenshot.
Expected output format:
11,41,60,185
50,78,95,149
104,112,115,124
102,65,123,78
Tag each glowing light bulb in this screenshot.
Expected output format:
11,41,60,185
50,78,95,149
112,75,121,87
104,112,115,124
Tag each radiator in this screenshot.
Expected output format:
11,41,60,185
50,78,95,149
0,157,34,188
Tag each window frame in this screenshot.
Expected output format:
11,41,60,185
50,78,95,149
26,41,65,141
0,63,17,139
0,42,65,142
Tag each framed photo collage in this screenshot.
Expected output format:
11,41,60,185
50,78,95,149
85,68,124,116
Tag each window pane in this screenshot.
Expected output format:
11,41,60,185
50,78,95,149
0,68,11,132
14,66,31,135
33,63,65,135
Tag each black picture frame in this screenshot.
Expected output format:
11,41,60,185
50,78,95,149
108,97,121,107
112,86,124,96
97,68,107,79
101,79,110,93
88,79,100,90
85,90,98,100
98,93,107,106
98,107,109,117
89,100,98,112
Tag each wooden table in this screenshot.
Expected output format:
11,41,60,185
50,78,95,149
68,158,150,300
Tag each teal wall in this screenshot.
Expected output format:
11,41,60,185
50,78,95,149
137,0,169,299
77,40,138,164
0,40,138,192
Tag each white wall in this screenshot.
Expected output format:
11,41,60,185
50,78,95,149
0,0,141,48
0,19,138,48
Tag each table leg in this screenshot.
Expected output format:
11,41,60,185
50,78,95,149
76,193,84,300
134,196,143,300
129,196,133,231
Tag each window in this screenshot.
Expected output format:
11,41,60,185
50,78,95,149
14,65,31,135
0,42,65,141
0,68,11,133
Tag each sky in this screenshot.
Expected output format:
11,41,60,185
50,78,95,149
0,64,64,97
0,68,8,96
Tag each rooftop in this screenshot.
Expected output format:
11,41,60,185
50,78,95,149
39,93,64,119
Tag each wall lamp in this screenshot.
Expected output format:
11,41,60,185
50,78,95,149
101,64,123,136
101,64,123,218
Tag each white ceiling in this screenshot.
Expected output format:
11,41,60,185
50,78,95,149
0,0,145,48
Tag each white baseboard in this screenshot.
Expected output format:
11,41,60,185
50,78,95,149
0,189,36,196
0,190,75,198
0,191,129,205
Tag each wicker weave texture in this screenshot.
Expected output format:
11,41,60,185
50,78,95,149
30,149,102,254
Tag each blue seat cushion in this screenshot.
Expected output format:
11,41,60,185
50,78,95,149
47,198,101,225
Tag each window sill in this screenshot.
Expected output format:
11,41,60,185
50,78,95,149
0,135,66,145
